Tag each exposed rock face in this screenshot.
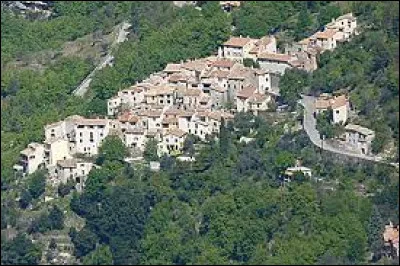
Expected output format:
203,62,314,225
173,1,198,8
1,1,54,19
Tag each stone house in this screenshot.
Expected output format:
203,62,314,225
344,124,375,155
55,159,94,192
256,52,294,75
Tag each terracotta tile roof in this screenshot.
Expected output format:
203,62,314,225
315,95,348,109
223,36,251,47
236,84,256,99
118,111,139,123
164,63,182,73
75,118,108,126
249,46,260,54
139,109,162,117
182,59,208,72
179,110,195,117
184,89,202,97
249,93,268,103
21,143,43,156
164,107,181,116
207,110,234,121
168,73,187,83
315,29,337,39
331,95,348,109
165,128,187,138
57,158,78,168
162,117,178,124
211,59,235,68
209,70,230,78
257,53,292,63
145,86,175,96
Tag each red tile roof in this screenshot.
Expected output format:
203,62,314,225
223,37,252,47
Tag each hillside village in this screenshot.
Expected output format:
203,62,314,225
12,12,378,192
2,2,399,265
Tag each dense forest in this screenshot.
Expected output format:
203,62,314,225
1,1,399,265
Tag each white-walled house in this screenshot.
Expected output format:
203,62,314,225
315,95,349,124
312,29,340,51
14,143,45,175
236,84,257,113
325,13,358,42
43,138,72,167
247,93,271,115
124,128,147,151
221,36,257,62
74,118,110,156
161,128,187,154
284,166,312,183
344,124,375,155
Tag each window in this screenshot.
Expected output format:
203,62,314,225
89,132,94,142
80,139,83,143
175,139,178,143
99,125,105,129
336,110,339,114
80,132,83,137
77,125,84,128
100,133,104,137
89,125,94,129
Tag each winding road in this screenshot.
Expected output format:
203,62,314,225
73,22,131,97
299,95,398,168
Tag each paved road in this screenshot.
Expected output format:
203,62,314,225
73,22,131,97
300,95,398,168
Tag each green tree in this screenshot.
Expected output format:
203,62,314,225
367,206,384,260
97,135,128,164
183,134,196,157
49,238,57,250
318,5,342,27
69,227,99,258
19,189,33,209
294,9,313,41
83,244,113,265
144,138,159,162
219,117,230,156
58,179,76,197
279,69,310,110
1,233,42,265
28,169,46,199
48,205,65,230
